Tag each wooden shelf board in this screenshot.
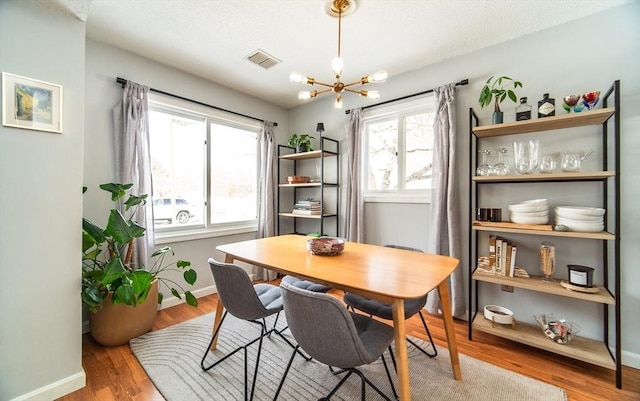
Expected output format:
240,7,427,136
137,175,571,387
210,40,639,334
473,269,615,304
473,171,614,182
278,213,337,219
473,221,552,231
472,225,615,240
279,182,321,188
279,150,337,160
472,315,616,370
472,108,615,137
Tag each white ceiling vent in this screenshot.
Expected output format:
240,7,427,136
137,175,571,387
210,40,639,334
246,49,281,69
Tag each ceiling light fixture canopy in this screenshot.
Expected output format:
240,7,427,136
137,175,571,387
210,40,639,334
290,0,387,109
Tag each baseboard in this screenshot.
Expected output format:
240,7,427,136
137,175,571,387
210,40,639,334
10,371,86,401
620,348,640,369
159,284,217,309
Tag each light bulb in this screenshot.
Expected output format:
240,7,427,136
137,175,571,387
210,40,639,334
366,70,388,83
290,72,308,84
331,57,344,76
362,90,380,99
334,95,343,109
298,91,312,100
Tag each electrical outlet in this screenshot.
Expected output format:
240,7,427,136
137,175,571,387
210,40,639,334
501,285,514,293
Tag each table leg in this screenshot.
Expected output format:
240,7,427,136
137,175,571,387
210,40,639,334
437,279,462,380
392,299,411,401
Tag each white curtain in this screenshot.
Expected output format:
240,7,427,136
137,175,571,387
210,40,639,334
345,109,364,243
426,83,465,318
256,121,278,281
112,81,153,270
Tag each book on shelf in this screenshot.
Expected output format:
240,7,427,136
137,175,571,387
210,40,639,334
495,238,503,275
488,235,497,273
509,245,517,277
291,209,321,215
295,200,320,205
504,242,513,277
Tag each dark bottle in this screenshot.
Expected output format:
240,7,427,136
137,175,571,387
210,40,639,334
516,97,532,121
538,93,555,118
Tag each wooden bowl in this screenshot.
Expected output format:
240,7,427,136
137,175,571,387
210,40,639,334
307,237,345,256
287,175,310,184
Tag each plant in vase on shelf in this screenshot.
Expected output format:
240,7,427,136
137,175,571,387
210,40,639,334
82,183,198,345
287,133,315,153
478,75,523,124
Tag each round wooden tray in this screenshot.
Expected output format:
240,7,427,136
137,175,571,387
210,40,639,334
560,280,598,293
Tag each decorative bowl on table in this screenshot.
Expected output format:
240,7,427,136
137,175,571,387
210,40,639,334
307,237,345,256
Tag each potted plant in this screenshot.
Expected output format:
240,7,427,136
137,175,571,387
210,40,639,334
287,133,315,153
478,76,523,124
82,183,198,345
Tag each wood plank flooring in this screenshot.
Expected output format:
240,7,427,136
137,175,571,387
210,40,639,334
58,289,639,401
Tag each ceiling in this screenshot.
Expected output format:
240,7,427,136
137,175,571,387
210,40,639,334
48,0,630,109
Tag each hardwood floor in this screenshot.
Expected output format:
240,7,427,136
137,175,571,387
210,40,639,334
59,289,639,401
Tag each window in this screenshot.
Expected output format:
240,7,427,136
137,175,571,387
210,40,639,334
362,96,435,203
148,94,260,241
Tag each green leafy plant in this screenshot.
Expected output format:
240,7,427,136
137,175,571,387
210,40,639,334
478,76,523,112
287,133,315,152
81,183,198,313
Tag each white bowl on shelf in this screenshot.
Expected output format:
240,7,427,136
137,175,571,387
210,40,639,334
554,208,604,221
555,206,605,217
554,218,604,232
484,305,514,325
508,203,549,213
511,210,549,217
510,214,549,225
522,198,548,206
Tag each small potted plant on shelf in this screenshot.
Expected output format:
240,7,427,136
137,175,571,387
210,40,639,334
287,133,315,153
478,75,523,124
82,183,198,346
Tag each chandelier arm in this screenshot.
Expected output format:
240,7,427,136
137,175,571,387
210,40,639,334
343,88,364,94
343,80,368,88
311,81,335,88
315,88,334,96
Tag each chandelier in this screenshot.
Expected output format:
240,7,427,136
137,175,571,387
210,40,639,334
290,0,387,109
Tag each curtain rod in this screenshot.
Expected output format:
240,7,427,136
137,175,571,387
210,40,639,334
116,77,277,126
345,78,469,114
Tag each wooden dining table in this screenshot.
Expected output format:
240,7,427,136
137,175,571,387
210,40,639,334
214,234,462,401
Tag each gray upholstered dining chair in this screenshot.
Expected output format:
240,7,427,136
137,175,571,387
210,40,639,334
274,281,396,401
281,274,331,292
201,258,305,401
343,245,438,358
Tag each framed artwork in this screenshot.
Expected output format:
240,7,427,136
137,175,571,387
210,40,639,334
2,72,63,133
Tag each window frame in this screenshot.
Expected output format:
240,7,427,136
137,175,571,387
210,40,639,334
148,93,261,244
361,95,435,204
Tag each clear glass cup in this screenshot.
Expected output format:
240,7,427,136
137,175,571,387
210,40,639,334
513,139,540,174
539,242,556,282
560,152,581,172
476,149,495,176
493,147,510,176
539,154,557,173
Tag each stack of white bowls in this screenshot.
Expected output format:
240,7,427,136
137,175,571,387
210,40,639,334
508,199,549,225
554,206,605,232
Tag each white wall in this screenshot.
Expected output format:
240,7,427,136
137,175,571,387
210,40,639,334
0,1,86,400
288,2,640,366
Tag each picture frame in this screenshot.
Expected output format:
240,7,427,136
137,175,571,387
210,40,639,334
2,72,63,134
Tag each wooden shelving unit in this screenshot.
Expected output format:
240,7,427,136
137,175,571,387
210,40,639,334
276,137,339,236
467,81,621,388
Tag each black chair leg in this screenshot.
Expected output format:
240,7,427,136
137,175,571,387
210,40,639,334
273,345,299,401
410,311,437,358
380,351,398,400
351,368,394,401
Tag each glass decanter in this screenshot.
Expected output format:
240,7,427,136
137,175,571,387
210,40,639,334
476,149,494,176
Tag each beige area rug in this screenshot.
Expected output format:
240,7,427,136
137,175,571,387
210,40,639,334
130,312,567,401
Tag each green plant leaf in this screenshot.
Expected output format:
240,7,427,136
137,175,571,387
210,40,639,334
171,288,181,299
157,291,164,304
177,260,190,268
124,194,147,210
185,291,198,307
101,257,127,285
81,286,103,307
100,183,133,202
183,269,197,285
82,218,106,246
130,270,153,295
151,246,174,258
113,283,136,305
